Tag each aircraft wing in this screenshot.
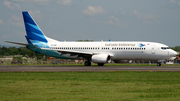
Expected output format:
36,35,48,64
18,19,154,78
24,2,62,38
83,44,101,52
41,48,93,59
5,41,29,46
41,48,93,55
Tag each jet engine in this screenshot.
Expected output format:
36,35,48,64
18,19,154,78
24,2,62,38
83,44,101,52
91,54,111,63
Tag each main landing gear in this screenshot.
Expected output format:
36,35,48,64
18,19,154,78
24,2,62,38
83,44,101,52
98,63,104,66
84,61,104,66
157,62,161,66
84,61,91,66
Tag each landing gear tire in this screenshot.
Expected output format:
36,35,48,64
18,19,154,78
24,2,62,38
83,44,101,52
157,63,161,66
98,63,104,66
84,61,91,66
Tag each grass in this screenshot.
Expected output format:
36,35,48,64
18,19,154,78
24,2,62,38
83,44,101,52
0,72,180,101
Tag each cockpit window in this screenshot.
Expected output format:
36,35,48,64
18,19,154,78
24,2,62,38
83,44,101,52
161,47,170,50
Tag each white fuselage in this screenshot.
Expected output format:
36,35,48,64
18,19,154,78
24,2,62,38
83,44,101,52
47,41,177,61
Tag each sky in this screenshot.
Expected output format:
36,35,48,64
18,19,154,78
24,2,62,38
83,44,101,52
0,0,180,47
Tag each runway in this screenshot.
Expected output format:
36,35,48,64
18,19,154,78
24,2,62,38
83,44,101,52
0,65,180,72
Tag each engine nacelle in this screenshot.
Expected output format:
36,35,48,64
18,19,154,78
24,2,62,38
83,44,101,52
91,54,111,63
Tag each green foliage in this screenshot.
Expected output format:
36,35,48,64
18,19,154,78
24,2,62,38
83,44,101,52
171,46,180,52
0,45,47,59
13,57,22,60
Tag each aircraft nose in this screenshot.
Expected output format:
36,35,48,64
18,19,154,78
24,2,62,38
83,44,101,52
169,50,178,56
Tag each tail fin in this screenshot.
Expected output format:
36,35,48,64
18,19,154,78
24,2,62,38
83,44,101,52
22,11,48,43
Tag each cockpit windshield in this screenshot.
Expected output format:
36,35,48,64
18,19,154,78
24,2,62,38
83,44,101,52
161,47,170,50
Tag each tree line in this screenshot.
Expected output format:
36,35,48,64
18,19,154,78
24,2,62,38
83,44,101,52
0,45,45,59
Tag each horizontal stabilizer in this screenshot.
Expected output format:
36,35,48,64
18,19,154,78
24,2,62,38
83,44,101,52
5,41,29,46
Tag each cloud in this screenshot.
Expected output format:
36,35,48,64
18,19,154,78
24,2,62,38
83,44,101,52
82,6,106,16
26,11,41,20
178,2,180,5
108,16,121,26
3,0,21,10
110,16,119,21
29,10,41,15
0,19,4,25
9,15,23,27
12,0,28,1
102,16,121,26
134,10,160,24
34,0,49,2
12,0,50,5
170,0,176,4
12,15,21,21
170,0,180,5
120,8,126,15
58,0,72,5
34,0,50,5
13,0,49,2
133,10,142,19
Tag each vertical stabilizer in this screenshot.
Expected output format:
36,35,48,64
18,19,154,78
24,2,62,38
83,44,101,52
22,11,48,43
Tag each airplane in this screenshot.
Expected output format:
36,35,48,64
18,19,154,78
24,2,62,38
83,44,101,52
5,11,178,66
